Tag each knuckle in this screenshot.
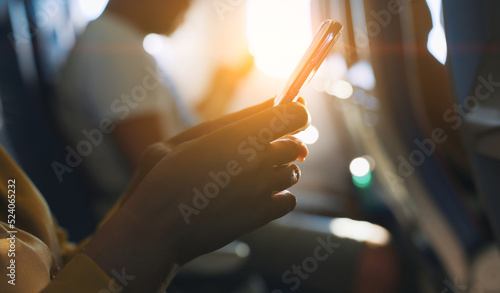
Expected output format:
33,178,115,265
143,142,170,160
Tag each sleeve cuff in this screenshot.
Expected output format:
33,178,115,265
41,253,118,293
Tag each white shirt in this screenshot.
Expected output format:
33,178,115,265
55,12,191,216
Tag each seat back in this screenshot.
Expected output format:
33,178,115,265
444,0,500,245
0,0,96,241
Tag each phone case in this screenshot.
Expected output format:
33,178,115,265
275,20,343,105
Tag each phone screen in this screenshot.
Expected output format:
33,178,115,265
274,20,343,105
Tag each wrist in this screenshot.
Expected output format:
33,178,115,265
83,207,181,292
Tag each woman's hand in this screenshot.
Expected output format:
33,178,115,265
84,101,310,293
123,102,309,262
119,98,308,206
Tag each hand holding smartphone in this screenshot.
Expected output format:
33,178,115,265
274,20,343,105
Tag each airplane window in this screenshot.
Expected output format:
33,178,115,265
426,0,448,64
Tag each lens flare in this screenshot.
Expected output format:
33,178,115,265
293,125,320,145
347,61,376,90
327,80,354,99
349,157,371,177
350,157,373,188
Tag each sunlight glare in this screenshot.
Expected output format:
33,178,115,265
327,54,348,79
247,0,312,79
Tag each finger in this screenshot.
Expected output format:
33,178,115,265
168,98,275,146
254,191,297,226
259,164,300,196
296,96,306,106
289,98,311,135
290,97,309,136
274,137,308,163
213,102,310,146
258,139,302,168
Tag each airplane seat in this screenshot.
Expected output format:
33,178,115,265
328,0,489,288
443,0,500,246
23,0,76,109
360,0,482,248
25,0,133,220
0,0,97,241
443,1,500,290
25,0,75,83
22,0,78,133
0,3,18,160
357,0,500,289
398,0,487,255
0,104,16,160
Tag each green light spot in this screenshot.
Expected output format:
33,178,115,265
353,172,372,188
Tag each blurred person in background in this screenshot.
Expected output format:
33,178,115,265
55,0,252,216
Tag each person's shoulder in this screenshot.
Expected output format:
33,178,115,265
82,12,147,46
62,13,155,76
74,15,117,46
70,13,154,67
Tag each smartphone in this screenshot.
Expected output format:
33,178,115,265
274,20,343,105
